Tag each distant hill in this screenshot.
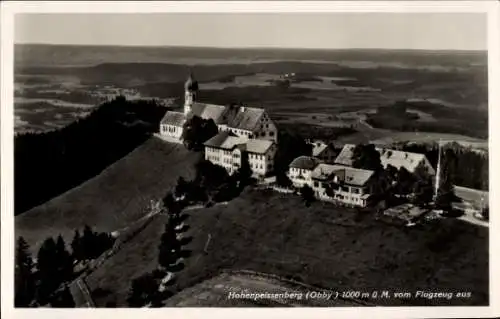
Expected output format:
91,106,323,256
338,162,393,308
15,44,487,68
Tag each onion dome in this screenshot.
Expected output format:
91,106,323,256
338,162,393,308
185,73,199,91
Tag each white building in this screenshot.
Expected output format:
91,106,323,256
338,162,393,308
204,131,277,179
334,144,435,176
311,163,376,207
160,74,278,143
287,156,320,188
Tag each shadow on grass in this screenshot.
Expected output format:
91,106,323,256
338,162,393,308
177,224,190,233
179,236,193,246
179,249,193,258
179,213,190,223
169,262,186,272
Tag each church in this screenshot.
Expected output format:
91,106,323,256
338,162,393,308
159,74,278,143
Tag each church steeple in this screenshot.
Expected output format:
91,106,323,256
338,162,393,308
184,72,198,115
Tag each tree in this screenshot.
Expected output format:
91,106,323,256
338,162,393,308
276,172,293,188
55,235,74,282
300,185,315,207
181,116,218,151
174,176,189,198
435,176,456,211
81,225,99,260
15,236,36,307
50,285,75,308
36,237,60,303
71,230,83,263
395,167,416,195
158,221,182,271
233,152,252,188
127,272,159,307
352,144,383,172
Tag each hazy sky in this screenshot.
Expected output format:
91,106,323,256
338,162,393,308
15,13,486,50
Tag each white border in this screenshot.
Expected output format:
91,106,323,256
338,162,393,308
2,2,499,319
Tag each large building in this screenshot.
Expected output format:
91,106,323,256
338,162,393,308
287,156,376,207
311,163,376,207
160,74,278,143
334,144,435,176
204,131,277,178
287,156,320,188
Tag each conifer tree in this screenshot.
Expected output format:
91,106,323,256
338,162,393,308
71,229,82,263
56,235,74,281
15,236,35,307
158,219,182,271
36,237,59,303
127,272,159,307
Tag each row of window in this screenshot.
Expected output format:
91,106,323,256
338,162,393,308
207,155,220,162
249,153,272,160
316,191,365,205
312,181,362,194
162,125,179,133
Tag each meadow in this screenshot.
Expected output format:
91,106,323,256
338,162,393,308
86,187,488,307
15,137,201,253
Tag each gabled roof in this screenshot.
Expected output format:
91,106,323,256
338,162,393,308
246,139,273,154
289,156,320,170
334,144,356,166
204,132,272,154
334,144,434,174
203,131,233,148
312,143,329,157
378,148,433,174
311,163,374,186
190,103,227,124
226,107,264,131
160,111,186,126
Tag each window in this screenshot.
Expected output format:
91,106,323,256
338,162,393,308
351,187,360,194
270,131,275,137
314,181,319,187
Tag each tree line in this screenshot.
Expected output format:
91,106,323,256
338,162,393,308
15,226,115,307
15,96,167,215
394,142,488,191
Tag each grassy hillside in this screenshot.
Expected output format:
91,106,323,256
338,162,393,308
15,137,201,253
87,188,488,307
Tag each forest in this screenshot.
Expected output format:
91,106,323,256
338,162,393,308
395,142,489,191
15,97,167,215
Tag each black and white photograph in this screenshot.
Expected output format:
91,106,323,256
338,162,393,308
1,1,499,318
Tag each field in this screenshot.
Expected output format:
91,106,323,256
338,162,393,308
86,188,488,307
15,137,201,253
14,44,488,147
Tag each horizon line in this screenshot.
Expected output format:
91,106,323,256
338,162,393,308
14,42,487,53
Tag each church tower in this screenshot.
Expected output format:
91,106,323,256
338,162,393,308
184,72,198,115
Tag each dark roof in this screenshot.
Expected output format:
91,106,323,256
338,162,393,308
289,156,319,170
188,103,265,131
226,107,264,131
245,139,274,154
203,131,232,148
190,103,227,124
160,111,186,126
